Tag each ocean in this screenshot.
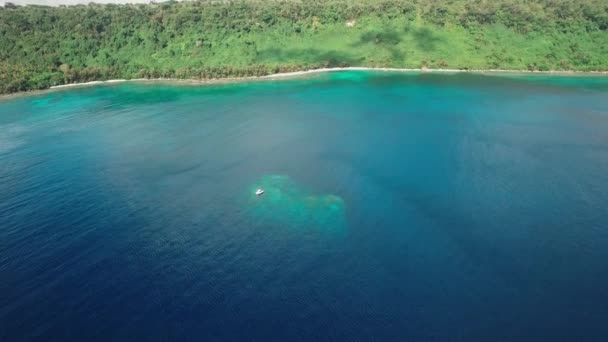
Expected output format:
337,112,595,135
1,71,608,341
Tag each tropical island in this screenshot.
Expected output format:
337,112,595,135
1,0,607,94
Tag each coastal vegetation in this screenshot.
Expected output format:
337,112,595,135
1,0,607,94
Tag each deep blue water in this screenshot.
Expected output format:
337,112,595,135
1,71,608,341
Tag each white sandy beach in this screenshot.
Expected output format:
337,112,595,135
47,66,608,91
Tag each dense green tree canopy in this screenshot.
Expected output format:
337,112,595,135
1,0,607,93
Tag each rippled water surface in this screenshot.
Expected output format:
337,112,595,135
1,71,608,341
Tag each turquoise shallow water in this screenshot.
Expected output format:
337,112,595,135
1,71,608,340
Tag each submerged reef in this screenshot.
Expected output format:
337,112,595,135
248,175,346,233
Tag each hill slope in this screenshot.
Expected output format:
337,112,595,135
1,0,607,93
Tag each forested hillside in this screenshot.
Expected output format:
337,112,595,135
1,0,607,94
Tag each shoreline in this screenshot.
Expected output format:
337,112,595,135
3,66,608,100
50,67,608,89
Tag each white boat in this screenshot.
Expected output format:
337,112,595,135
255,188,265,196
